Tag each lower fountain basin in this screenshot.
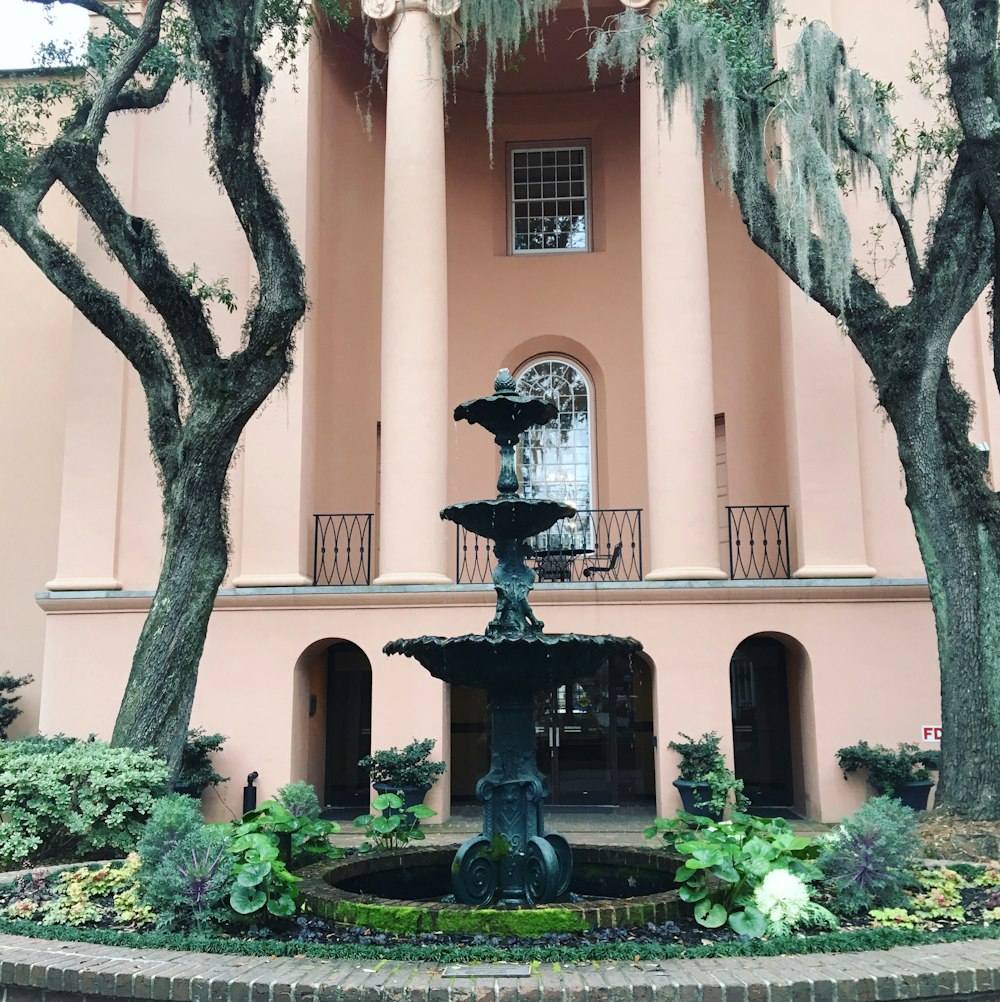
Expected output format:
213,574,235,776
383,633,642,690
298,845,681,935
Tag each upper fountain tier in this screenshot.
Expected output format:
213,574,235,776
444,369,574,542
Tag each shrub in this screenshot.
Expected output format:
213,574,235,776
0,737,168,867
358,738,447,789
667,731,724,781
176,729,228,791
817,795,922,915
0,673,32,739
137,795,236,932
277,780,321,819
835,741,939,795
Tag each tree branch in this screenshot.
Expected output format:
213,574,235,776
0,189,183,481
53,149,221,387
23,0,139,39
186,1,307,397
839,126,923,287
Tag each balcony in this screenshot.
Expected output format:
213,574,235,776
456,508,643,584
726,505,791,579
312,514,373,586
310,504,789,585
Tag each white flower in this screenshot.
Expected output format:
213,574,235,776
755,869,810,922
753,869,839,936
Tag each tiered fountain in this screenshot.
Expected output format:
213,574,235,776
300,372,679,930
383,370,642,906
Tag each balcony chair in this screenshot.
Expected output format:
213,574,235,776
582,542,623,579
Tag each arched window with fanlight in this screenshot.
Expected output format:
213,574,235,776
516,358,593,549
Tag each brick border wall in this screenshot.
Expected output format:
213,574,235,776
1,935,999,1002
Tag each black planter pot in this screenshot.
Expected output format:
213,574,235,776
673,779,722,822
373,782,431,829
872,778,934,811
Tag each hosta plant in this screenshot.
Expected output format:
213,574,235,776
647,812,819,936
355,792,437,853
233,799,342,869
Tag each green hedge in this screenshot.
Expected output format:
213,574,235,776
0,914,997,964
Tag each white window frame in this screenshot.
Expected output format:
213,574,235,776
515,357,596,547
508,141,592,255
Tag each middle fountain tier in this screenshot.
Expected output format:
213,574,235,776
384,369,641,907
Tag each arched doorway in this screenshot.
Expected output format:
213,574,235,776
292,639,373,812
729,636,798,815
450,652,655,807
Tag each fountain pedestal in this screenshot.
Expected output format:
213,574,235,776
384,370,641,906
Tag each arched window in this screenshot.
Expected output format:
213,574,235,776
516,358,593,547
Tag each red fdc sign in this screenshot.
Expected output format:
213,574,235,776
921,725,942,742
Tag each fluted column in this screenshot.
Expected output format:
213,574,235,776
367,0,456,585
631,0,726,581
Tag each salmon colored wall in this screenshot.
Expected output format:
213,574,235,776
37,585,938,823
0,179,75,734
310,30,385,523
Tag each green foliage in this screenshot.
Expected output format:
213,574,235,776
817,796,922,915
647,811,819,937
5,856,153,928
0,737,168,868
354,792,437,852
835,741,939,795
0,673,32,739
177,729,228,791
667,731,724,780
233,798,342,869
136,794,235,932
227,830,299,918
1,908,1000,962
277,780,322,819
358,738,447,789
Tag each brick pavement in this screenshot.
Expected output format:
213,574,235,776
1,934,999,1002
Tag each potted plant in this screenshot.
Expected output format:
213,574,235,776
173,728,228,798
357,737,446,823
835,741,939,810
669,731,728,820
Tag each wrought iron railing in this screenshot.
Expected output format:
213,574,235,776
313,514,373,586
727,505,791,579
456,509,643,584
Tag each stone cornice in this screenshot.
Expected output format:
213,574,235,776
361,0,460,20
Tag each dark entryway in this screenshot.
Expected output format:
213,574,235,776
323,642,372,809
729,636,796,813
450,654,655,807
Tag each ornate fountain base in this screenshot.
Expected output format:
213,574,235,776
451,692,572,905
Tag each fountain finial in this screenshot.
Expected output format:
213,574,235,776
494,368,517,394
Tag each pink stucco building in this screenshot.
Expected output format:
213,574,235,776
1,0,986,823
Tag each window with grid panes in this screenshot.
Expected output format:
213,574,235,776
516,359,593,549
510,145,589,253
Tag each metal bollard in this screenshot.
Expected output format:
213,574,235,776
243,771,259,814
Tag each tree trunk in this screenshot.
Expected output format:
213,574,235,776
111,430,235,778
892,372,1000,819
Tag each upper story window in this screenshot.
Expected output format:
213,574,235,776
510,144,590,254
516,358,593,546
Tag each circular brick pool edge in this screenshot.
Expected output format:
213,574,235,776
298,843,682,934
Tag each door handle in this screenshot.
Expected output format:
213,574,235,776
555,728,560,748
548,727,554,749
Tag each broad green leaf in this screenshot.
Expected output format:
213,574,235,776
677,883,709,902
266,893,297,916
409,804,435,818
694,899,727,928
236,861,271,886
728,905,767,938
230,884,266,914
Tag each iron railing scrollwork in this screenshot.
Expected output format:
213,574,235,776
456,508,643,584
313,514,373,586
727,505,790,579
